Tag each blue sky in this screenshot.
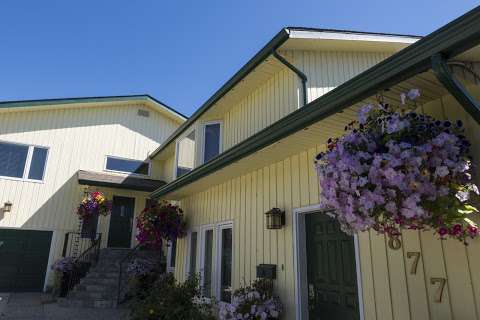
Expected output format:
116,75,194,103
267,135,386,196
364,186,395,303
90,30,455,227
0,1,477,116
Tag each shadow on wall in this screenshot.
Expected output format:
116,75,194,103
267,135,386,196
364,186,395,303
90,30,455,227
0,104,170,146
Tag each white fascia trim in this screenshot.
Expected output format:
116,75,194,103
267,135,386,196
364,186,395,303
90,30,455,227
288,30,420,44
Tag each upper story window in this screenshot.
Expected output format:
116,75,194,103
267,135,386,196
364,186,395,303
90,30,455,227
105,156,150,176
0,141,48,182
175,130,196,178
203,122,222,163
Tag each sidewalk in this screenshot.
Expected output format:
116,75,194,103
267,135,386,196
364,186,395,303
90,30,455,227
0,293,129,320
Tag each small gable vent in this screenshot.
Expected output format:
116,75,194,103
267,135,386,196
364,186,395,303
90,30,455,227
137,109,150,118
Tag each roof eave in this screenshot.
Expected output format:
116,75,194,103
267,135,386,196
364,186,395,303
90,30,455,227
148,28,291,159
150,5,480,199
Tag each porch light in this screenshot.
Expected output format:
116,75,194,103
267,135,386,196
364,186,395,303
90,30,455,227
3,201,12,213
265,208,285,230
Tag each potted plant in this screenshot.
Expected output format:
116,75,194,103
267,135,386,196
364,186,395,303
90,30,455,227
136,201,187,248
51,257,75,297
315,89,479,244
76,191,112,220
218,279,283,320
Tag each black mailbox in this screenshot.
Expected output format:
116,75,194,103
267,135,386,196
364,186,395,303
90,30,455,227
256,264,276,279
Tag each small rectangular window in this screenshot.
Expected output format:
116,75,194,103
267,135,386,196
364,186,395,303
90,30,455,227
203,123,221,163
0,141,48,181
176,130,196,178
105,156,149,175
28,147,48,180
189,231,198,275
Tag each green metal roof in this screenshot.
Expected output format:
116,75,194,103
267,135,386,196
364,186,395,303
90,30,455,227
150,6,480,199
0,94,188,120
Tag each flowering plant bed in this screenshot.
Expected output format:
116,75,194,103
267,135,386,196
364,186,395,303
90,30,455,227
219,279,283,320
136,201,187,248
76,191,112,220
315,89,479,243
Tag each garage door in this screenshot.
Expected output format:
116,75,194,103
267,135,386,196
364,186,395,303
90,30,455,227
0,229,52,292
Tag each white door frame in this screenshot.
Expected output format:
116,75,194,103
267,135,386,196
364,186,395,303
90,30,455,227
293,204,365,320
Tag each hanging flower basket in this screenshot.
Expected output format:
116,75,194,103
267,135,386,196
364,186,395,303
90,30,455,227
315,89,480,244
76,191,112,220
136,201,187,248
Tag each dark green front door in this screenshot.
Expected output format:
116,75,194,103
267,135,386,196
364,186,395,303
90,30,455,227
0,229,52,292
107,196,135,248
306,213,360,320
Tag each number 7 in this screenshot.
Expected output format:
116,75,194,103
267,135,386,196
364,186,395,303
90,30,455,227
430,278,447,303
406,252,421,274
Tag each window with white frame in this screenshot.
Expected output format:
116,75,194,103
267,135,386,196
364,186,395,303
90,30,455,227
105,156,150,175
203,122,222,163
186,222,233,302
175,130,196,178
0,141,48,182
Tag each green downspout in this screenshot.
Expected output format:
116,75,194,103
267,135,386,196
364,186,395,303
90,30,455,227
431,53,480,125
272,51,308,106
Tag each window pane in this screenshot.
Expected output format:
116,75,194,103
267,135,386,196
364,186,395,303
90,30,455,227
204,123,220,163
203,229,214,298
220,228,233,302
170,239,177,268
106,157,149,175
189,232,198,275
177,130,195,177
28,147,48,180
0,142,28,178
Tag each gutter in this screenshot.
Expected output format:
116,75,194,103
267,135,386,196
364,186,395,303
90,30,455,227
432,54,480,124
150,5,480,200
149,29,291,159
273,51,308,106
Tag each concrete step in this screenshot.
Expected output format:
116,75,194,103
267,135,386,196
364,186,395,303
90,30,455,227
80,277,118,286
74,283,118,293
69,290,112,300
58,297,117,309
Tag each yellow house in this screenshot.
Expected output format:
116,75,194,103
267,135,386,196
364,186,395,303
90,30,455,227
149,7,480,320
0,95,186,292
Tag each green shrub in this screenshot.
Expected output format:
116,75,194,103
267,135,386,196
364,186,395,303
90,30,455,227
129,273,215,320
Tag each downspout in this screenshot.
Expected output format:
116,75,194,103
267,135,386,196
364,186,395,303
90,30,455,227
431,53,480,124
272,51,308,107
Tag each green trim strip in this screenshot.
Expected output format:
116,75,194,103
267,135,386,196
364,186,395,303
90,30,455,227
150,6,480,199
0,95,187,120
432,53,480,124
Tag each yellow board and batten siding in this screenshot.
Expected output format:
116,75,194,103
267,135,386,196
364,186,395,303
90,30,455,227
0,103,181,286
222,50,393,152
171,49,401,319
174,88,480,320
164,42,480,319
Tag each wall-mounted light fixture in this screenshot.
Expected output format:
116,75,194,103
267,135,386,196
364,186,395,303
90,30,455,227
3,201,12,213
265,208,285,229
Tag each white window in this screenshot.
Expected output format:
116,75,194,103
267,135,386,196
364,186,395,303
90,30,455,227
186,222,233,302
202,122,222,164
105,156,150,176
0,141,48,182
175,129,196,178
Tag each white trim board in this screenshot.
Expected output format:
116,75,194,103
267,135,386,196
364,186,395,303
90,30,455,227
292,204,365,320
